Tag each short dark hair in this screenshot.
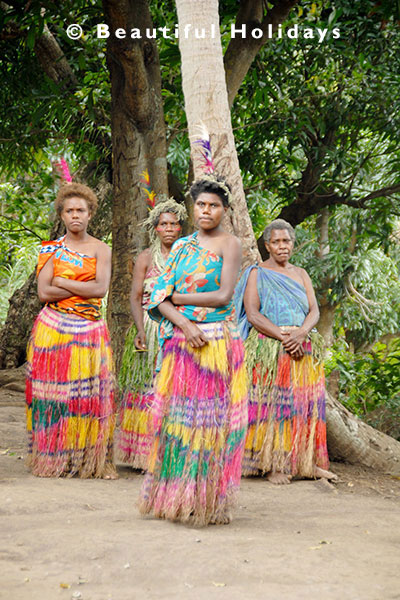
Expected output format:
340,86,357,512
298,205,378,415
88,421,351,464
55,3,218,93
190,176,231,208
55,183,98,217
263,219,295,243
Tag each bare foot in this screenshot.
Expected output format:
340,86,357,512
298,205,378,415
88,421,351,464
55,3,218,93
103,465,119,480
210,510,232,525
313,466,338,482
267,471,292,485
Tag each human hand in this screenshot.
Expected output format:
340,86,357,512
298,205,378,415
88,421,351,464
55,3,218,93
288,346,305,360
52,276,67,288
181,321,208,348
134,331,147,350
281,328,307,355
171,291,180,305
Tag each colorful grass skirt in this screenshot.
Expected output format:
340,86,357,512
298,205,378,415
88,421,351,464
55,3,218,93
26,306,116,478
139,320,248,526
117,312,159,469
242,328,329,477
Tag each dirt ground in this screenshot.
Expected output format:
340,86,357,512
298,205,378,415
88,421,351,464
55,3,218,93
1,387,400,600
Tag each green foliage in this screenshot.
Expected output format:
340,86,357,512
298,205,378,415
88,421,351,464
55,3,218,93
0,238,41,325
326,338,400,439
0,1,110,175
291,206,400,347
233,0,400,232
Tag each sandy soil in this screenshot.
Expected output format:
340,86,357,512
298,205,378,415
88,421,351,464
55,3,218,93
1,388,400,600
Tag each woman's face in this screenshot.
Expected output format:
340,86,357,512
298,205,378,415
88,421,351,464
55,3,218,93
61,197,91,234
193,192,226,231
265,228,294,264
155,212,182,246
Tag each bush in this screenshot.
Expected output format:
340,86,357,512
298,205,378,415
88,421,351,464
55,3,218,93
326,338,400,440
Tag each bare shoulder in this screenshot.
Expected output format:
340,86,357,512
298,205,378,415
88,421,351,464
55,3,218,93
296,266,313,285
137,247,152,263
134,247,152,272
92,238,111,257
222,232,242,251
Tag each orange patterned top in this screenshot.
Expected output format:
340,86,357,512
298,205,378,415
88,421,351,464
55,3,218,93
37,237,102,321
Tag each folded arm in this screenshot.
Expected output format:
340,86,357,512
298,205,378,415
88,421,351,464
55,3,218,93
37,256,74,303
281,269,320,354
171,237,242,307
52,243,111,299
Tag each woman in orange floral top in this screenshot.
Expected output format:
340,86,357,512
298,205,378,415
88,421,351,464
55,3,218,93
26,183,115,478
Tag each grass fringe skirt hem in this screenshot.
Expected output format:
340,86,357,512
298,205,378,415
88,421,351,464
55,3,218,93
139,321,248,526
26,306,116,478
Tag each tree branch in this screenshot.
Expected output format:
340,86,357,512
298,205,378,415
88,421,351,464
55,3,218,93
224,0,299,107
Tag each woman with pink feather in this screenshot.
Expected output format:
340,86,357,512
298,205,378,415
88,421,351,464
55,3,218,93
26,161,116,478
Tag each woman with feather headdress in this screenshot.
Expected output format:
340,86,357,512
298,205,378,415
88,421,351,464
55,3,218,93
139,130,248,526
26,162,116,478
118,172,187,469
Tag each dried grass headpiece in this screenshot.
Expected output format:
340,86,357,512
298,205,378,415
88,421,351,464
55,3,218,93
140,169,187,244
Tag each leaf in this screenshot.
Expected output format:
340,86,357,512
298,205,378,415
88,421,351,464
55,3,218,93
26,27,36,51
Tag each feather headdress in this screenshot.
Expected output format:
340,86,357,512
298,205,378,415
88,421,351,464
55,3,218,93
192,123,215,175
54,158,73,183
190,123,233,207
139,169,187,241
140,169,157,209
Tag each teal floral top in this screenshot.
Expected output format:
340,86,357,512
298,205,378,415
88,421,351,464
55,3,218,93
147,232,234,346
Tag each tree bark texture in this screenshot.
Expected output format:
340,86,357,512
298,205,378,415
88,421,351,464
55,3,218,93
326,392,400,476
103,0,168,369
175,0,259,268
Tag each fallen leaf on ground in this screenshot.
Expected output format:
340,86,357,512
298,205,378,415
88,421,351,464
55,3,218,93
212,582,226,587
60,583,71,589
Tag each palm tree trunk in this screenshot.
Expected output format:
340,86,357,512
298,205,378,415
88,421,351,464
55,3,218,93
175,0,259,267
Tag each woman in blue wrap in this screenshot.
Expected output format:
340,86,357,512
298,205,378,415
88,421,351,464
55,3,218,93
235,219,336,484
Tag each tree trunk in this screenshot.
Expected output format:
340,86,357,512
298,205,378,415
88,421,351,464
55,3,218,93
317,304,336,347
103,0,169,370
175,0,259,267
315,207,336,346
326,392,400,476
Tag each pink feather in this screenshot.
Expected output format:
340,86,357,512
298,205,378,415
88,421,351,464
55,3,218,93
192,123,215,174
54,158,73,183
